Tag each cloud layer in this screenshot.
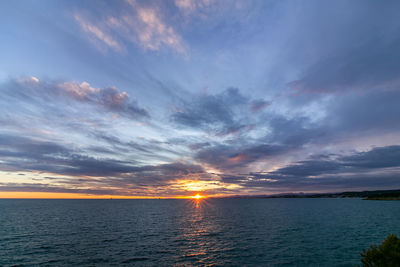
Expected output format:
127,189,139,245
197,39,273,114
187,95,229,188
3,77,149,119
1,0,400,197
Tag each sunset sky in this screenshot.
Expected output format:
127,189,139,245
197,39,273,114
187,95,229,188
1,0,400,198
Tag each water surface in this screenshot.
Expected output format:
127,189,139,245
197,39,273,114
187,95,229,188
1,198,400,266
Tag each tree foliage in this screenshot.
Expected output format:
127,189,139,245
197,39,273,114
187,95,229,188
359,234,400,267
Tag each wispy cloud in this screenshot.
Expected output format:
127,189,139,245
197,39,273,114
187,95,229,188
129,4,185,53
174,0,197,14
174,0,228,17
74,13,122,51
7,77,149,120
74,0,186,54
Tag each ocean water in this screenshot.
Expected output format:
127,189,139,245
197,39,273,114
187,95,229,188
1,198,400,266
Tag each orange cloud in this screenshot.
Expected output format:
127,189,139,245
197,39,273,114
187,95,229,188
123,1,186,53
74,2,185,54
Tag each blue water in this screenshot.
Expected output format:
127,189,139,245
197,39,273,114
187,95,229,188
0,198,400,266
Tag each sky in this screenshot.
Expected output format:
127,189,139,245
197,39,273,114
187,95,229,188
0,0,400,198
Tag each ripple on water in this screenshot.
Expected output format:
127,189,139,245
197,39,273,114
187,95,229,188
0,199,400,266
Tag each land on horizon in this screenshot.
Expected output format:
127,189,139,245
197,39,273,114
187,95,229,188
220,189,400,200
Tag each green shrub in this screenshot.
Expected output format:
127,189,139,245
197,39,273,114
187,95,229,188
359,234,400,267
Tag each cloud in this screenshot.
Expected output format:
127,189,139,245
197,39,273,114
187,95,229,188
0,133,139,176
74,1,186,54
0,183,120,196
238,146,400,189
174,0,196,14
131,5,185,53
74,13,121,51
250,99,270,113
170,78,398,176
174,0,216,15
0,133,205,187
2,77,149,120
195,143,289,171
171,87,268,135
3,0,400,198
205,146,400,194
182,83,400,174
91,131,184,159
1,130,399,195
98,86,148,118
341,146,400,169
186,110,326,172
0,131,231,197
0,134,69,159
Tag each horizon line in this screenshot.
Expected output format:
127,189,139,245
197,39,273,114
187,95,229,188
1,188,399,199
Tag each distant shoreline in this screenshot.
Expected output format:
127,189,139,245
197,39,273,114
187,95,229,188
217,189,400,200
363,197,400,201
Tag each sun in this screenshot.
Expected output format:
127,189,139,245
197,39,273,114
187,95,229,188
192,194,203,199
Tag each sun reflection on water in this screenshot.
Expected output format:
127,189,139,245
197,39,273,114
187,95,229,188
176,195,222,264
189,194,208,209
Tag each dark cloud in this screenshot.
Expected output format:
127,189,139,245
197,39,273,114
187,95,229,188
97,87,149,118
192,113,327,171
171,87,266,135
268,146,400,180
342,146,400,169
250,99,270,113
218,146,400,193
267,115,325,146
0,134,69,157
0,183,121,196
188,142,211,150
171,87,245,127
0,134,205,192
241,172,400,193
272,160,342,178
195,142,290,171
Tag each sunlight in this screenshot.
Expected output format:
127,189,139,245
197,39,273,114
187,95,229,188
192,194,203,199
190,194,205,209
171,179,242,193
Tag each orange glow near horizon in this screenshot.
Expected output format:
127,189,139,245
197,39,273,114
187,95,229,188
0,192,161,199
0,192,212,199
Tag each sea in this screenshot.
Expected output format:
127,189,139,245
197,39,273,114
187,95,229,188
1,198,400,266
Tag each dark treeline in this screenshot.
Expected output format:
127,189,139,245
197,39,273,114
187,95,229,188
221,189,400,200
